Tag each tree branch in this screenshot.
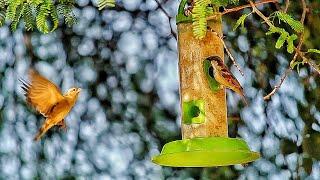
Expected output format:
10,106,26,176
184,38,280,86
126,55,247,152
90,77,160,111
263,68,292,100
207,27,244,76
221,39,244,76
249,1,274,27
207,0,278,20
222,0,278,15
154,0,177,40
284,0,290,13
307,61,320,75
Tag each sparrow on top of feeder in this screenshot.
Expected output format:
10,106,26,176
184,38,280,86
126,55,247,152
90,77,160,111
207,56,248,105
20,69,81,141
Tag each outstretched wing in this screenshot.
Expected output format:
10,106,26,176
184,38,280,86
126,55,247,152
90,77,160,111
20,69,64,117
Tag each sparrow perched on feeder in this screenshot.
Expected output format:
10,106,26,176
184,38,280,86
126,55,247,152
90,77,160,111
207,56,248,105
20,69,81,141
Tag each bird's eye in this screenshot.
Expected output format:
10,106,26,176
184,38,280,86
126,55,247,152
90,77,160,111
73,89,76,91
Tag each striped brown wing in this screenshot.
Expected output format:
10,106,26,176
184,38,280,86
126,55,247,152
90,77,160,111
220,64,242,90
20,69,64,117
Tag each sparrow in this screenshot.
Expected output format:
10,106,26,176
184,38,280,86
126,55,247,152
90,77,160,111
206,56,248,105
20,69,81,141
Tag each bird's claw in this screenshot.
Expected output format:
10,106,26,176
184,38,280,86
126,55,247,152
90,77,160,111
57,120,67,132
59,124,68,132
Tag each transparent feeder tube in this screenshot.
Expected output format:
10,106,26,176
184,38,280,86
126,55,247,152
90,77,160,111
177,16,228,139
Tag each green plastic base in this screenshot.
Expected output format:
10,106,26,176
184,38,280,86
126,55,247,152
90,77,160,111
152,137,260,167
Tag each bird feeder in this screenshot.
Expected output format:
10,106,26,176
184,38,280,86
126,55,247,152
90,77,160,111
152,0,260,167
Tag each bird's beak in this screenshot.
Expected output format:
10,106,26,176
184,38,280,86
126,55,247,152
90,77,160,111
77,88,81,93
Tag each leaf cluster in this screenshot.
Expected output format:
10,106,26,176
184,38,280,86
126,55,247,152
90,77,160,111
233,11,304,54
192,0,238,39
0,0,76,33
266,26,297,53
265,11,303,54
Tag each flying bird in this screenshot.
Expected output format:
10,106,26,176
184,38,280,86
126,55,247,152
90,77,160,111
20,69,81,141
206,56,248,105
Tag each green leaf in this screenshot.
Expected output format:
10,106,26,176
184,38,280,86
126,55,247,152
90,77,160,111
192,0,211,39
0,10,5,26
275,31,288,49
98,0,115,10
6,0,24,20
50,3,59,31
57,4,76,27
11,3,24,31
233,13,249,31
211,0,238,7
307,49,320,54
30,0,43,6
23,3,35,31
0,0,6,9
286,34,297,53
266,26,283,35
266,27,297,52
36,1,51,33
275,11,304,33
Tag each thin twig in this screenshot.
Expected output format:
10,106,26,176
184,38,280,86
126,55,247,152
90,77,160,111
154,0,177,40
263,68,292,100
295,0,320,75
223,0,278,15
206,0,278,20
296,50,320,75
221,39,244,76
284,0,290,13
307,61,320,75
249,1,274,27
300,0,307,24
207,27,245,76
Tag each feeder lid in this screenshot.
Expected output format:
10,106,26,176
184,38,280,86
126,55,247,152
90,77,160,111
152,137,260,167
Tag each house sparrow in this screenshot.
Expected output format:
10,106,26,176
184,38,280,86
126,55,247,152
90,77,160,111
20,69,81,141
207,56,248,105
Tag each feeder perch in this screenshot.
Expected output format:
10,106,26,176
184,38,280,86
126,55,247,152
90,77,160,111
152,0,260,167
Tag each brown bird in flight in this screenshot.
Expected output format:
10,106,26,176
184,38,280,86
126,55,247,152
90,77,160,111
20,69,81,141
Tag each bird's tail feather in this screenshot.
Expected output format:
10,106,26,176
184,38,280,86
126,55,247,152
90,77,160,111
34,118,54,141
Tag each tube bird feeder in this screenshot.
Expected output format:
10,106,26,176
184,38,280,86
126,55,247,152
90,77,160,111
152,0,260,167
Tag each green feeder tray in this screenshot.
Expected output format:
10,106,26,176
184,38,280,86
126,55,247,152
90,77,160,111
152,137,260,167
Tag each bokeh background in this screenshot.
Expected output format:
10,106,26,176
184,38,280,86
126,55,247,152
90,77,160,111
0,0,320,179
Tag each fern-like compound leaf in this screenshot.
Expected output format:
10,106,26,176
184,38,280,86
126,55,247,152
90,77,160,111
11,3,24,31
0,10,5,26
192,0,211,39
275,11,304,33
233,13,249,31
0,0,6,9
23,3,35,31
286,34,297,53
57,4,76,27
275,31,288,49
36,1,51,33
307,49,320,54
98,0,115,10
211,0,238,6
6,0,24,20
